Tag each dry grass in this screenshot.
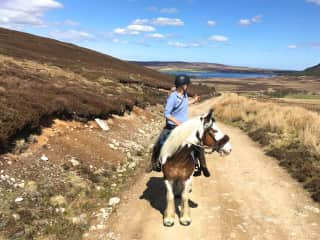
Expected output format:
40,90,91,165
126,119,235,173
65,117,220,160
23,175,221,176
212,93,320,201
213,93,320,153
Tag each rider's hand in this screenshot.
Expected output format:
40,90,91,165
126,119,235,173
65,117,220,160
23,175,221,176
194,95,200,103
176,120,182,126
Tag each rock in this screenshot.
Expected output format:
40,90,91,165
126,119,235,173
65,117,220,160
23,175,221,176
70,158,80,167
12,213,21,221
128,162,136,169
109,143,117,150
15,197,24,203
96,224,105,230
50,195,67,207
55,207,66,213
108,197,120,207
17,182,25,188
95,118,110,131
138,129,146,134
40,154,48,161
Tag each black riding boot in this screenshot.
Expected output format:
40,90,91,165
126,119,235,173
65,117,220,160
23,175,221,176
147,128,172,173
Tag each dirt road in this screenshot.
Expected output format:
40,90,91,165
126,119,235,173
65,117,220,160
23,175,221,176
93,99,320,240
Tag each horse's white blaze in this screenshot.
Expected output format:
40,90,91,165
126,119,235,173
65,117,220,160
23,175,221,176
159,114,211,165
211,122,232,154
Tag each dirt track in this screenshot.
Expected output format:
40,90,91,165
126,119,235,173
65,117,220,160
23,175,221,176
89,99,320,240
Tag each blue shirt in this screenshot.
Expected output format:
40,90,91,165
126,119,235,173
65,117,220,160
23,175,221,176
164,91,188,126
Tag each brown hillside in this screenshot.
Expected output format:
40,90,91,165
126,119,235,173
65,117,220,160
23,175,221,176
0,27,215,152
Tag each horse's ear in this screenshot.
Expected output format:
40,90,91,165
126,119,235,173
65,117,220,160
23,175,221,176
204,109,213,123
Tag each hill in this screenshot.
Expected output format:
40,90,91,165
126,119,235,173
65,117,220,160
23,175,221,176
0,28,214,152
132,61,280,74
303,63,320,76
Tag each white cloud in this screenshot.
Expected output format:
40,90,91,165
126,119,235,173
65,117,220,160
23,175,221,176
209,35,229,42
132,17,184,27
0,0,63,28
112,38,128,44
238,15,263,26
207,20,216,27
168,41,188,48
132,19,149,25
287,42,320,49
168,41,202,48
146,33,166,39
288,44,297,49
307,0,320,5
252,15,262,23
239,19,251,26
189,42,202,47
127,24,155,32
160,8,179,14
147,6,179,14
114,27,139,35
114,22,155,36
49,30,94,41
151,17,184,26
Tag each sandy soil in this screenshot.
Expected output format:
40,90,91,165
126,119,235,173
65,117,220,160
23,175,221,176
86,99,320,240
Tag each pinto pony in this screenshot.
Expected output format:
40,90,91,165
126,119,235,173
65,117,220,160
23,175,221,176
160,109,231,227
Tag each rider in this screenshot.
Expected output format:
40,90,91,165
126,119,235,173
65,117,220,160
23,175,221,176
149,74,200,172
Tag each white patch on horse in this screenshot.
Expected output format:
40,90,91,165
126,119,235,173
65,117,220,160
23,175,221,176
159,115,209,165
211,122,232,154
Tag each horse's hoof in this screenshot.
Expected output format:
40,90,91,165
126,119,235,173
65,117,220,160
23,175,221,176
163,217,175,227
193,170,201,177
202,168,211,177
180,217,191,226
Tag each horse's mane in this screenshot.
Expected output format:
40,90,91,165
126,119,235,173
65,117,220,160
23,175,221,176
159,117,203,165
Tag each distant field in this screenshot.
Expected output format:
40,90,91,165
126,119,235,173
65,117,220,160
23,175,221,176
193,75,320,112
195,75,320,92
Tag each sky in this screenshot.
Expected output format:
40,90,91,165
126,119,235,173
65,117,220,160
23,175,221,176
0,0,320,70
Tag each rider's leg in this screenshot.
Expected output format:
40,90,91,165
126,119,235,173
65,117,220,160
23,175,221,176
149,128,172,172
192,149,202,177
198,148,210,177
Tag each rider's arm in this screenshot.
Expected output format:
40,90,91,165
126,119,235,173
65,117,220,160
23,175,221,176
164,93,182,126
188,95,200,105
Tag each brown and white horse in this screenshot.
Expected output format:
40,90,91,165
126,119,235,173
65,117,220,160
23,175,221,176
160,110,231,226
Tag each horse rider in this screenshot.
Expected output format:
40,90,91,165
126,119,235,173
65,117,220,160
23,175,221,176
148,75,209,176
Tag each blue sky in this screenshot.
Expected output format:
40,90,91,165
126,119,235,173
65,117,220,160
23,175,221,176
0,0,319,70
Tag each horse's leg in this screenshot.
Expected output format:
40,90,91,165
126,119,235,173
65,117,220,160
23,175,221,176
163,179,175,227
180,177,192,226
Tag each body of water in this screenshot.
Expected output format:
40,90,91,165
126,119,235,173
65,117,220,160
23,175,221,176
163,70,275,79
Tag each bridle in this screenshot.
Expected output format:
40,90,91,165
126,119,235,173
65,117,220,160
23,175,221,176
202,128,225,154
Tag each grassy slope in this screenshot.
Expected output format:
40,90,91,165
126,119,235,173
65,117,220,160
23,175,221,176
0,27,215,152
